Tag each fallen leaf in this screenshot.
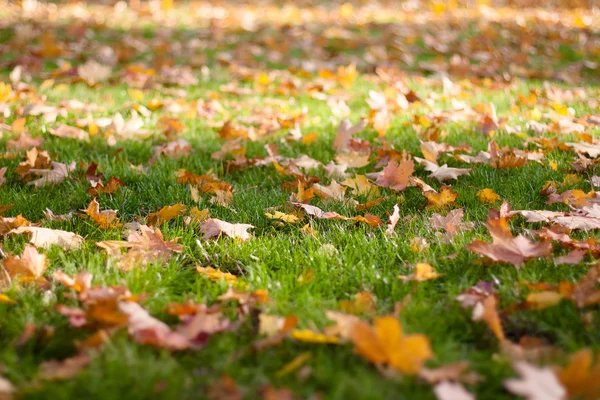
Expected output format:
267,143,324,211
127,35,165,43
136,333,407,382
504,361,566,400
466,217,552,267
9,226,83,250
200,218,254,241
386,204,400,236
27,161,76,187
147,203,187,225
433,381,475,400
398,263,442,282
350,315,433,375
83,199,121,229
414,157,471,182
423,185,458,209
477,188,501,204
375,159,415,191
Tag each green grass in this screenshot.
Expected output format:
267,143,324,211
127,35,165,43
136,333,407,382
1,2,600,399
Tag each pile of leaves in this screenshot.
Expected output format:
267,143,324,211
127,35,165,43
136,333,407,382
0,0,600,399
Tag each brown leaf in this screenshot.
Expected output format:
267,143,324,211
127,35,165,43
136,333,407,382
83,199,121,229
3,244,47,282
147,203,187,225
414,157,471,182
39,353,91,381
200,218,254,241
87,177,125,196
385,204,400,236
504,361,566,400
376,159,415,191
118,301,191,350
50,125,89,141
433,382,475,400
466,218,552,267
0,374,14,399
9,226,83,250
27,161,75,187
332,119,366,151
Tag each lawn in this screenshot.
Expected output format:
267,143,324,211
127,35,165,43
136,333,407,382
0,1,600,399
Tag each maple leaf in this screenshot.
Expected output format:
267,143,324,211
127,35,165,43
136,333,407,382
398,263,442,282
265,211,300,224
200,218,254,241
196,266,239,285
556,348,600,400
566,141,600,158
476,188,501,204
149,139,191,164
185,207,210,226
97,225,182,270
342,175,379,199
429,208,474,241
83,199,121,229
53,270,93,293
39,353,91,381
27,161,76,187
433,382,475,400
423,185,458,209
419,361,482,385
414,157,471,182
375,159,415,191
338,291,377,315
77,60,111,86
147,203,187,225
312,180,351,203
386,204,400,236
50,124,90,141
118,301,190,350
466,217,552,267
8,226,83,250
504,361,566,400
87,176,125,196
3,245,47,285
291,203,382,227
350,315,433,375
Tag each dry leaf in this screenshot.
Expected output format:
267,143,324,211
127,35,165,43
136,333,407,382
386,204,400,236
147,203,187,225
350,315,433,375
504,361,566,400
466,217,551,267
200,218,254,241
9,226,83,250
433,381,475,400
376,159,415,191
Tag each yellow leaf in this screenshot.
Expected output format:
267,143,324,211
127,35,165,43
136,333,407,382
196,266,237,284
549,161,558,171
147,203,187,225
189,207,210,224
526,291,563,310
552,103,569,116
265,211,300,224
350,316,433,375
476,188,501,204
128,88,145,102
423,185,458,209
0,294,15,304
291,329,340,344
276,352,312,378
12,117,27,133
